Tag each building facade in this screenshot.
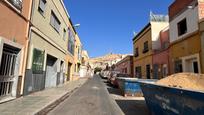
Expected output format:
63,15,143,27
133,13,168,79
115,55,134,77
72,34,82,81
152,27,170,79
169,0,203,74
0,0,32,101
80,50,91,78
23,0,75,95
199,19,204,73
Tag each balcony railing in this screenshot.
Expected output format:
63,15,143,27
8,0,22,11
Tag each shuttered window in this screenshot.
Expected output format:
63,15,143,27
38,0,46,15
63,28,66,41
50,11,61,32
68,27,75,55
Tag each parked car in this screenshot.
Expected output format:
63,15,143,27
107,71,120,83
100,71,111,79
109,73,129,87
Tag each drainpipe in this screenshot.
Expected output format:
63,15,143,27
21,0,35,95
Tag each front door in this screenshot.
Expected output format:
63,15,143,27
153,64,159,79
59,61,64,84
193,61,199,73
67,63,72,81
146,65,151,79
45,55,57,88
0,44,20,98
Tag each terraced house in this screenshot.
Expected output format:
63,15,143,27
169,0,204,74
24,0,77,95
152,27,170,79
0,0,32,102
133,13,168,79
72,34,82,81
199,19,204,73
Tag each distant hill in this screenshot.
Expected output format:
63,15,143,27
89,53,129,69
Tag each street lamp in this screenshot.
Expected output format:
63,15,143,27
74,24,80,28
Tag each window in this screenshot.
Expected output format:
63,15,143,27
161,41,169,49
63,28,66,41
174,60,183,73
32,49,44,74
68,28,75,55
162,65,168,77
8,0,22,11
38,0,46,15
177,18,187,36
135,66,142,78
134,48,139,57
143,41,149,53
78,46,82,60
193,61,199,73
50,11,61,32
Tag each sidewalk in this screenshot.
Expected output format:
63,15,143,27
0,78,88,115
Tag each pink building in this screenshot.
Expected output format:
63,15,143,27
115,55,134,77
152,27,170,79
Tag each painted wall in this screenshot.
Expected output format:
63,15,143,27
31,0,68,52
133,25,153,78
169,33,201,73
115,56,133,77
199,20,204,73
169,0,195,20
151,22,169,50
169,5,199,43
153,28,170,78
0,0,32,96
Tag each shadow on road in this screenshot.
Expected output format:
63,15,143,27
116,100,150,115
107,87,122,96
104,79,150,115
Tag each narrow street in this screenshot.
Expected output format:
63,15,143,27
48,75,123,115
48,75,149,115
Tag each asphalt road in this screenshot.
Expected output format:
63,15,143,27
48,75,123,115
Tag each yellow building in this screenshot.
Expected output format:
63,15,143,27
169,0,202,74
133,13,168,79
199,19,204,73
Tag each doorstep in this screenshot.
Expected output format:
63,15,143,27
0,96,16,104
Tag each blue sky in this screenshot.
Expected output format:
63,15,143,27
64,0,173,58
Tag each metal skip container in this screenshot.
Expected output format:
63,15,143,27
117,77,144,97
138,80,204,115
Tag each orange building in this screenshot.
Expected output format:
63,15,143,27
0,0,32,102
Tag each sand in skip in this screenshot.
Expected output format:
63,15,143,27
156,73,204,91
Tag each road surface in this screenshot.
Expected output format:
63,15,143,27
48,75,123,115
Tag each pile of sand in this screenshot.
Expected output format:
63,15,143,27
156,73,204,91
